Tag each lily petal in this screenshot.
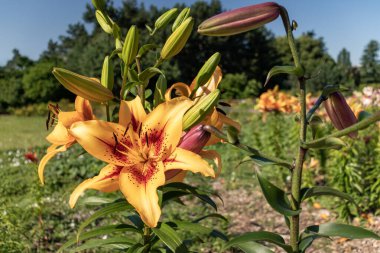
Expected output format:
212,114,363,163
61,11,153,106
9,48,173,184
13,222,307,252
200,150,222,177
164,147,215,178
70,120,135,166
58,111,83,128
141,98,193,159
190,66,222,98
46,122,75,145
75,96,94,120
38,145,67,184
119,161,166,227
69,164,122,208
164,82,191,101
165,170,187,183
119,96,147,131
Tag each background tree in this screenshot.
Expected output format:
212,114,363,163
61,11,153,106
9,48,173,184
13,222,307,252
360,40,380,84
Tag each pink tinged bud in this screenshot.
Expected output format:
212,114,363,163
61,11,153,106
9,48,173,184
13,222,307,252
324,92,358,138
165,125,210,181
198,2,280,36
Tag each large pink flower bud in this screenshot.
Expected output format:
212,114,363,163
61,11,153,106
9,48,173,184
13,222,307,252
165,125,210,181
198,2,281,36
324,92,358,138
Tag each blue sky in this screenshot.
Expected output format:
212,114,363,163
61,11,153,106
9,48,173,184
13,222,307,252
1,0,379,66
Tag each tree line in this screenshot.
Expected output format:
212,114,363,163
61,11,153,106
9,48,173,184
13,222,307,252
0,0,379,112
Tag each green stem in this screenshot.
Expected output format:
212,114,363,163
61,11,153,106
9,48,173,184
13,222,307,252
306,95,325,122
289,77,307,252
142,226,151,252
105,103,110,122
304,112,380,146
135,58,145,107
203,125,293,169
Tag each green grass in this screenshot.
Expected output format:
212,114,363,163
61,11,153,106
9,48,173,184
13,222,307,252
0,115,48,150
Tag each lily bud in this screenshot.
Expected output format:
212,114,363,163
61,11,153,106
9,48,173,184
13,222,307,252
324,91,358,138
154,8,178,32
161,17,194,60
101,56,114,90
92,0,105,11
165,125,210,181
183,89,220,130
122,25,139,66
198,2,280,36
192,52,221,93
172,7,190,32
52,68,114,102
95,10,113,34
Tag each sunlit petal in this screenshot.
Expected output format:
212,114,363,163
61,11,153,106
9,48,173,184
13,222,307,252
119,96,147,131
141,98,193,159
75,96,94,120
164,147,215,178
38,145,67,184
69,164,122,208
46,122,75,145
58,111,83,128
70,120,136,166
119,161,165,227
164,82,191,101
200,149,222,177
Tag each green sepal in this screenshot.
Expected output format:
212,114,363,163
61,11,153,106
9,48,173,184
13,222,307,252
95,10,113,34
223,231,292,253
256,172,300,216
172,7,191,31
122,25,139,66
302,136,346,150
264,65,304,86
153,8,178,34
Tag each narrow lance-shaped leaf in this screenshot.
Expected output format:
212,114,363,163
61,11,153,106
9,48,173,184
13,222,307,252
256,172,300,216
302,136,346,150
152,223,188,252
300,186,355,203
264,65,304,86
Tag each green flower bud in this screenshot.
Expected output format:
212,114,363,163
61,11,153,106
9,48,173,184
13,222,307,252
172,7,190,32
122,25,139,66
160,17,194,60
198,2,280,36
192,52,221,93
95,10,113,34
324,91,358,138
101,56,114,90
91,0,105,11
183,89,220,130
154,8,178,32
52,68,114,102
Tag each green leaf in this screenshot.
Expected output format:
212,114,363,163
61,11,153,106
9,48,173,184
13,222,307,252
229,241,275,253
136,44,157,58
76,201,133,241
58,224,141,252
193,213,228,223
126,243,148,253
241,155,292,169
121,81,140,100
256,172,300,216
169,220,228,241
300,186,355,203
304,222,380,240
138,67,163,83
126,214,144,230
264,65,303,86
302,137,346,150
153,75,167,107
224,231,292,253
152,223,188,252
70,236,135,252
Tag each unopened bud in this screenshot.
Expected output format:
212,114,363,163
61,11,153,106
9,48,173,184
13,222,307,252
192,52,221,93
52,68,114,102
101,56,114,90
183,89,220,130
154,8,178,33
172,8,190,32
161,17,194,60
92,0,105,11
324,92,358,138
198,2,280,36
122,25,139,66
95,10,113,34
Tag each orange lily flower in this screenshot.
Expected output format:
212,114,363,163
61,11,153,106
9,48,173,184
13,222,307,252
164,66,240,145
38,96,94,184
68,97,215,227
